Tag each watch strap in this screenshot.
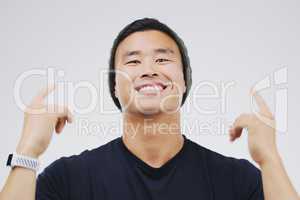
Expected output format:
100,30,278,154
6,153,39,172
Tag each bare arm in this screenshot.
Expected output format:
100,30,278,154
0,85,73,200
0,168,36,200
230,88,299,200
260,155,299,200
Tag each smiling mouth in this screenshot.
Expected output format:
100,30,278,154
134,82,169,95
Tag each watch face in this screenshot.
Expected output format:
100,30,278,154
6,154,13,166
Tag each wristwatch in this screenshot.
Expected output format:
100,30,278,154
6,153,39,172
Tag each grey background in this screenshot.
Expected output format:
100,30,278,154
0,0,299,191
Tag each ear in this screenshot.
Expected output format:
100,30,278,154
183,84,187,94
114,84,119,99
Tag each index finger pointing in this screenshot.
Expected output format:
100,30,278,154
38,84,56,99
250,88,273,118
31,84,56,105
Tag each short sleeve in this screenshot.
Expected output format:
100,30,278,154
234,159,264,200
36,158,69,200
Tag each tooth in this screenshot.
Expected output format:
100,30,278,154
139,86,160,92
137,84,166,93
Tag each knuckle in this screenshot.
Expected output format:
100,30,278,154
239,113,250,120
248,113,256,120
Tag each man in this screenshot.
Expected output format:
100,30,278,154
0,18,299,200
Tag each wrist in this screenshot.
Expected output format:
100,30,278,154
7,152,40,172
259,152,282,168
16,145,39,159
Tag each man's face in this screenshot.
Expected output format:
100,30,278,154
114,30,186,115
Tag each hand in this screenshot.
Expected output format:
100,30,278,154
16,84,74,158
229,88,280,166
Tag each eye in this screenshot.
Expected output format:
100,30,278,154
125,60,141,65
156,58,170,63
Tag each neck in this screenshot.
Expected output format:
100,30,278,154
122,111,184,168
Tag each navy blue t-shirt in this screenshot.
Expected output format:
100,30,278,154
36,135,264,200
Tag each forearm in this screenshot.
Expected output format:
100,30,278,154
0,167,36,200
260,155,299,200
0,85,72,200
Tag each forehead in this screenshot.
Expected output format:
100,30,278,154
115,30,181,58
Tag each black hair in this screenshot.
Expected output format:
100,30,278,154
108,18,192,111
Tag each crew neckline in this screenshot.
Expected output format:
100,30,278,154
118,134,188,178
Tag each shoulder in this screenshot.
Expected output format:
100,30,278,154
38,137,120,179
187,139,260,175
187,139,264,199
36,138,120,199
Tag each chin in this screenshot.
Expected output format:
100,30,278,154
140,109,161,116
135,102,161,115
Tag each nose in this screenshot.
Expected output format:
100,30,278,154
140,60,159,79
141,72,159,78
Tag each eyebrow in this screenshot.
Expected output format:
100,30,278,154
123,48,175,58
154,48,175,55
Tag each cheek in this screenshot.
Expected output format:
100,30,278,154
162,66,185,93
115,69,136,100
116,74,129,94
